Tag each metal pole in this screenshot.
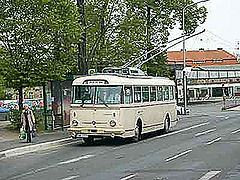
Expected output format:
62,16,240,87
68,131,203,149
182,0,210,114
182,7,187,114
43,83,48,130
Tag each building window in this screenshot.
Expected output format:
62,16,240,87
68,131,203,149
210,71,219,78
228,71,235,77
219,71,228,78
212,87,223,97
198,71,208,78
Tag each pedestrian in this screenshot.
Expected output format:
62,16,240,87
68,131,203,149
21,104,35,143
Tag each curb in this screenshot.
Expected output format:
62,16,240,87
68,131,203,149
0,138,72,159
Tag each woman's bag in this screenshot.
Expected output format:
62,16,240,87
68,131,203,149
32,128,37,137
19,127,26,140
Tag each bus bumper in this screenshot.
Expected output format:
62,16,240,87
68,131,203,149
68,127,125,139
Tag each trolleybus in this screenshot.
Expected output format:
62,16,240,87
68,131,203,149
68,71,178,143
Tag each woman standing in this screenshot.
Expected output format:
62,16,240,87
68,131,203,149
21,105,35,143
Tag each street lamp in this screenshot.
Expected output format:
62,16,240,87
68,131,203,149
182,0,209,114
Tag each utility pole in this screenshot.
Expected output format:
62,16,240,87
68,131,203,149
77,0,87,75
182,0,210,114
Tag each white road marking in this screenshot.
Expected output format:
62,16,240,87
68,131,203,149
8,154,94,180
58,154,94,165
61,175,80,180
165,149,192,162
216,115,224,118
199,170,221,180
231,129,240,134
121,174,136,180
206,137,221,145
195,128,217,137
156,122,210,139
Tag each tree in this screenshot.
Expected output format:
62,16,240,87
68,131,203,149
0,0,82,110
81,0,207,75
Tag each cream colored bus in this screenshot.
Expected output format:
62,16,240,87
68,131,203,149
68,73,178,143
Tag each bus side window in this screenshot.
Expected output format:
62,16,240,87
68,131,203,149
150,86,156,101
142,86,149,102
124,86,133,104
163,86,169,101
169,86,174,100
157,86,163,101
134,86,141,103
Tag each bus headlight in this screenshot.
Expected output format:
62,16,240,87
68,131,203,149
72,120,78,126
110,120,116,127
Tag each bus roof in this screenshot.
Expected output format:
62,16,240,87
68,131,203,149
72,74,175,86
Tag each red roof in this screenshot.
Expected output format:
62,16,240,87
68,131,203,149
167,49,238,66
167,49,236,61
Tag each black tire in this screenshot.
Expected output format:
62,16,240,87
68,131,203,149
164,114,170,133
133,121,142,142
83,137,94,144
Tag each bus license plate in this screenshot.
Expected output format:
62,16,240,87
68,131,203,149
78,134,88,138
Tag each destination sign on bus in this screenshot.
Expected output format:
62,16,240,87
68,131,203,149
83,80,109,85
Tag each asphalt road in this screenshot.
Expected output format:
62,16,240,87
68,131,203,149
0,102,240,180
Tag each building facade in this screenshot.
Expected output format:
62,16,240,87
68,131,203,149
167,49,240,103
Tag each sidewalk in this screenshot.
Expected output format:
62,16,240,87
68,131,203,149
0,121,73,157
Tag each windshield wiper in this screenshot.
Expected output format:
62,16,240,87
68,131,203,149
98,97,109,108
80,99,85,107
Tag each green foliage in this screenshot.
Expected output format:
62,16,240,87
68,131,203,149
34,110,45,132
83,0,207,76
9,109,45,131
0,0,207,85
9,110,22,130
0,76,7,99
0,0,82,89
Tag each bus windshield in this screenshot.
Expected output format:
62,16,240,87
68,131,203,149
74,86,122,104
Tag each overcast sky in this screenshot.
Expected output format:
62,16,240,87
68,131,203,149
169,0,240,54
